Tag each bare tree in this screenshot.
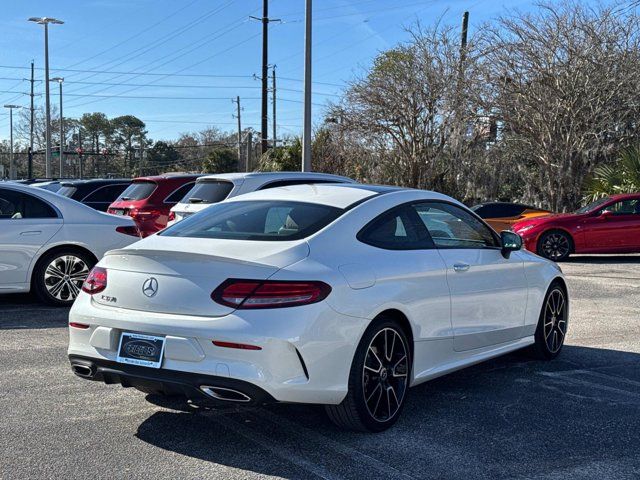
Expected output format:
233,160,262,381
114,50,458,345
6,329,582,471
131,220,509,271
484,2,640,211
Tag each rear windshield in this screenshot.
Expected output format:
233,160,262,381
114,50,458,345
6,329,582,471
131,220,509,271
117,181,156,201
161,200,342,241
179,180,233,205
57,186,77,197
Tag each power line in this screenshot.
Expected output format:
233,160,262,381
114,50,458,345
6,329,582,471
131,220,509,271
61,0,202,70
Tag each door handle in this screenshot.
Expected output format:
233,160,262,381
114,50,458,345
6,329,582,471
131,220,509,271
20,230,42,236
453,263,470,272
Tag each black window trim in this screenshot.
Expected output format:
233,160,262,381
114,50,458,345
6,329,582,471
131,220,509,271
164,181,197,204
357,199,502,252
0,187,62,219
80,183,129,203
257,178,349,191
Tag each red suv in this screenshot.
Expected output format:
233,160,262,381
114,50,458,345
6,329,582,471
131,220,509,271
107,174,201,237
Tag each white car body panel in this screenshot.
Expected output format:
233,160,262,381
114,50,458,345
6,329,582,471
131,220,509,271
68,184,566,405
0,184,139,294
167,171,355,226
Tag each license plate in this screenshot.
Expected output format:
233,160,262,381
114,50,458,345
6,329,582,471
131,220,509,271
111,209,126,216
116,332,166,369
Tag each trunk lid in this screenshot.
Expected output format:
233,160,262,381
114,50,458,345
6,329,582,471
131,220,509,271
94,236,309,316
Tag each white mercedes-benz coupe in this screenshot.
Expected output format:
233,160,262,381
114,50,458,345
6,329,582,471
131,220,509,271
68,184,568,432
0,183,140,306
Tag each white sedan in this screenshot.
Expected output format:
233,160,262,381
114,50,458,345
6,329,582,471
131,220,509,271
0,183,140,306
68,184,568,432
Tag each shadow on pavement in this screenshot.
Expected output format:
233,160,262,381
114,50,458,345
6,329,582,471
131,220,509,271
0,294,69,330
565,254,640,264
135,345,640,480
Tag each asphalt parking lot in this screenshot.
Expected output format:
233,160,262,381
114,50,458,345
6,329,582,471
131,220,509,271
1,256,639,480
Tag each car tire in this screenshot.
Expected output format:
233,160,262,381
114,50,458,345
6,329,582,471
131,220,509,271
537,230,572,261
33,249,96,307
529,282,568,360
325,316,411,432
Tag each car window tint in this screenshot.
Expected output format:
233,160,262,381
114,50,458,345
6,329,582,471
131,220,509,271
415,202,499,249
83,184,129,202
117,181,156,201
179,181,233,204
166,182,197,204
358,205,433,250
0,189,57,219
601,199,640,215
473,203,526,218
161,200,342,241
57,186,77,197
258,179,344,190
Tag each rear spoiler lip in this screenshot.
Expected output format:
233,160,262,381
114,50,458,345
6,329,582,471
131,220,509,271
103,243,309,270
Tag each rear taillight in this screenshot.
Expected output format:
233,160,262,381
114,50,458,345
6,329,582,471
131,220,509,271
82,267,107,294
168,211,176,222
116,225,141,237
211,279,331,309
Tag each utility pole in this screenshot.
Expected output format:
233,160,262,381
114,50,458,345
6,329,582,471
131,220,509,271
302,0,312,172
261,0,269,154
4,105,22,180
78,127,84,179
51,77,64,177
272,65,277,149
251,2,279,155
139,134,144,176
233,96,242,171
29,61,34,179
455,11,469,147
245,130,253,172
29,17,64,178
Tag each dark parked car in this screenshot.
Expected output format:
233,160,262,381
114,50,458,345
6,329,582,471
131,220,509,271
57,179,132,212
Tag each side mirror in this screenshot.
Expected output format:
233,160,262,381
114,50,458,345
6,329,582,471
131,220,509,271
500,230,522,258
599,210,613,219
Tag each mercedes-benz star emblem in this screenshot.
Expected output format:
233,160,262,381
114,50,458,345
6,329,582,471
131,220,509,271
142,277,158,298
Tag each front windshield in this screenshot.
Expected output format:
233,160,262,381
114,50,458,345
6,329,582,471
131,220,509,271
161,200,342,241
575,197,610,214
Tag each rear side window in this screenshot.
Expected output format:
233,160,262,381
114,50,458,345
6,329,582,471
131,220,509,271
0,189,57,219
166,182,197,204
179,181,233,204
117,181,156,201
57,186,77,197
83,184,129,202
162,200,342,241
358,205,434,250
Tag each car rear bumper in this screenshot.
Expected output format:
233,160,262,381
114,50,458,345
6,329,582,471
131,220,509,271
68,293,370,405
69,354,275,405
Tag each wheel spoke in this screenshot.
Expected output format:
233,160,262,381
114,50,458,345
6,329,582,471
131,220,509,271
368,346,383,371
45,264,65,279
366,382,382,403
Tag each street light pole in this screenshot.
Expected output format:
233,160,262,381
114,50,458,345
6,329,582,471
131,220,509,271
4,105,22,180
51,77,64,177
302,0,312,171
29,17,64,178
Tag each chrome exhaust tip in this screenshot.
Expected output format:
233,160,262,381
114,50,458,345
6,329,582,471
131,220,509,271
71,363,94,378
200,385,251,403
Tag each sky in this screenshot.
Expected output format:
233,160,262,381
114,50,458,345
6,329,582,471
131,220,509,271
0,0,618,143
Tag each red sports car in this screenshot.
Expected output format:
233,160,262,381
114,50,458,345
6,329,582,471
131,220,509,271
512,193,640,261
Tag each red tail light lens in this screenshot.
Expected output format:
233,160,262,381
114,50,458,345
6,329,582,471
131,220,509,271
116,225,141,237
212,279,331,309
82,267,107,295
168,211,176,222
